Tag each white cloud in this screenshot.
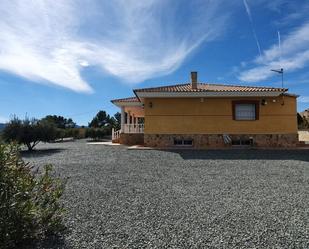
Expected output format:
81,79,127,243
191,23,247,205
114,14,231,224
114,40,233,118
0,0,230,92
239,22,309,82
298,96,309,103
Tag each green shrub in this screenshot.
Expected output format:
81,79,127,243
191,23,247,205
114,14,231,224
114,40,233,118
0,143,66,248
55,128,85,140
56,128,66,140
85,128,95,140
75,128,86,139
85,127,109,140
64,128,79,139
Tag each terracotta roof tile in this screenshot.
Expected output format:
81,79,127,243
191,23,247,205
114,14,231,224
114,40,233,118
111,97,140,103
134,83,287,93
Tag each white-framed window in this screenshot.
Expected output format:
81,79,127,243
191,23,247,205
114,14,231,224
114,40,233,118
174,139,193,146
235,103,256,120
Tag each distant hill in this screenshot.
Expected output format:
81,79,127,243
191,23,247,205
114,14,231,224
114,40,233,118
0,123,6,131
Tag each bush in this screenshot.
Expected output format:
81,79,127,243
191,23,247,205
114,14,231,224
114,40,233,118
85,128,96,140
0,144,65,248
55,128,86,141
85,127,109,140
2,117,58,151
64,128,79,139
75,128,87,139
56,128,66,140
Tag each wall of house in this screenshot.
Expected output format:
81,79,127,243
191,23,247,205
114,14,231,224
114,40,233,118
143,95,297,134
119,133,144,145
144,134,299,148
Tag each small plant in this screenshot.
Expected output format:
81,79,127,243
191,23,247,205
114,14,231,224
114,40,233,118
0,143,66,248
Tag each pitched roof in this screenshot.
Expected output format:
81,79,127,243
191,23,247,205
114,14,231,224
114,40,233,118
111,96,140,103
134,83,287,93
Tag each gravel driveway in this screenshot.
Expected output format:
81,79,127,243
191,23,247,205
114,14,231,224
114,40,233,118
23,140,309,248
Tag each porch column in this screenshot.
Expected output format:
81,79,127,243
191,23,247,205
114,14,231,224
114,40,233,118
127,111,131,124
135,117,139,132
132,114,135,126
121,106,125,132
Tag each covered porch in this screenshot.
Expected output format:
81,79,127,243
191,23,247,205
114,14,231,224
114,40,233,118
111,97,145,142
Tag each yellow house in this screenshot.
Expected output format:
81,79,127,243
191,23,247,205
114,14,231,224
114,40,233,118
111,72,299,148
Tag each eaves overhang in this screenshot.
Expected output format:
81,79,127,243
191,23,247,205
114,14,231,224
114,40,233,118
111,101,143,108
134,91,287,99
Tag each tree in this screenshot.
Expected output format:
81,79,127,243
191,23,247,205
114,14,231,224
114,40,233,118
113,112,121,130
88,111,123,134
85,128,108,140
89,111,111,128
41,115,76,129
2,117,58,151
297,113,309,129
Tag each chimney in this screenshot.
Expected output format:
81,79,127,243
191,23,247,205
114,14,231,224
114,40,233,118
191,71,197,89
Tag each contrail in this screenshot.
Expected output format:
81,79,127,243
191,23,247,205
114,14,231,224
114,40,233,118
243,0,252,22
278,30,282,64
243,0,262,57
277,31,281,49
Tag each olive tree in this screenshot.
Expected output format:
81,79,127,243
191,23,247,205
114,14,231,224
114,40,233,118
2,117,58,151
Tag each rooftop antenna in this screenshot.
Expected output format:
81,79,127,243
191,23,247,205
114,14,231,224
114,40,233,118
271,31,284,105
270,68,284,105
271,68,284,89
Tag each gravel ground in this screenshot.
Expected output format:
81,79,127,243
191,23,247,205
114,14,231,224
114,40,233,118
22,140,309,248
299,130,309,142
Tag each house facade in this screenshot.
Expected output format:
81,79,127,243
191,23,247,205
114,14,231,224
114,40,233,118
111,72,298,148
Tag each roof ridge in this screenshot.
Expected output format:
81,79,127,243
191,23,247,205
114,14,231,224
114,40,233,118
200,82,285,90
134,82,287,92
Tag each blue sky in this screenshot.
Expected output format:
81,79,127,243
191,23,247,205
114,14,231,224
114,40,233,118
0,0,309,125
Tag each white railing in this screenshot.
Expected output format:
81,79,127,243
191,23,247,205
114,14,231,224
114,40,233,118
112,124,144,139
112,128,121,140
123,124,144,134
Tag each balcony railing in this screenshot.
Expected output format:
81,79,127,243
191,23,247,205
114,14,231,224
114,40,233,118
112,128,121,140
112,124,144,140
122,124,144,134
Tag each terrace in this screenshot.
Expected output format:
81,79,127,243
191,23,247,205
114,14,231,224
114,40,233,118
111,97,144,141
